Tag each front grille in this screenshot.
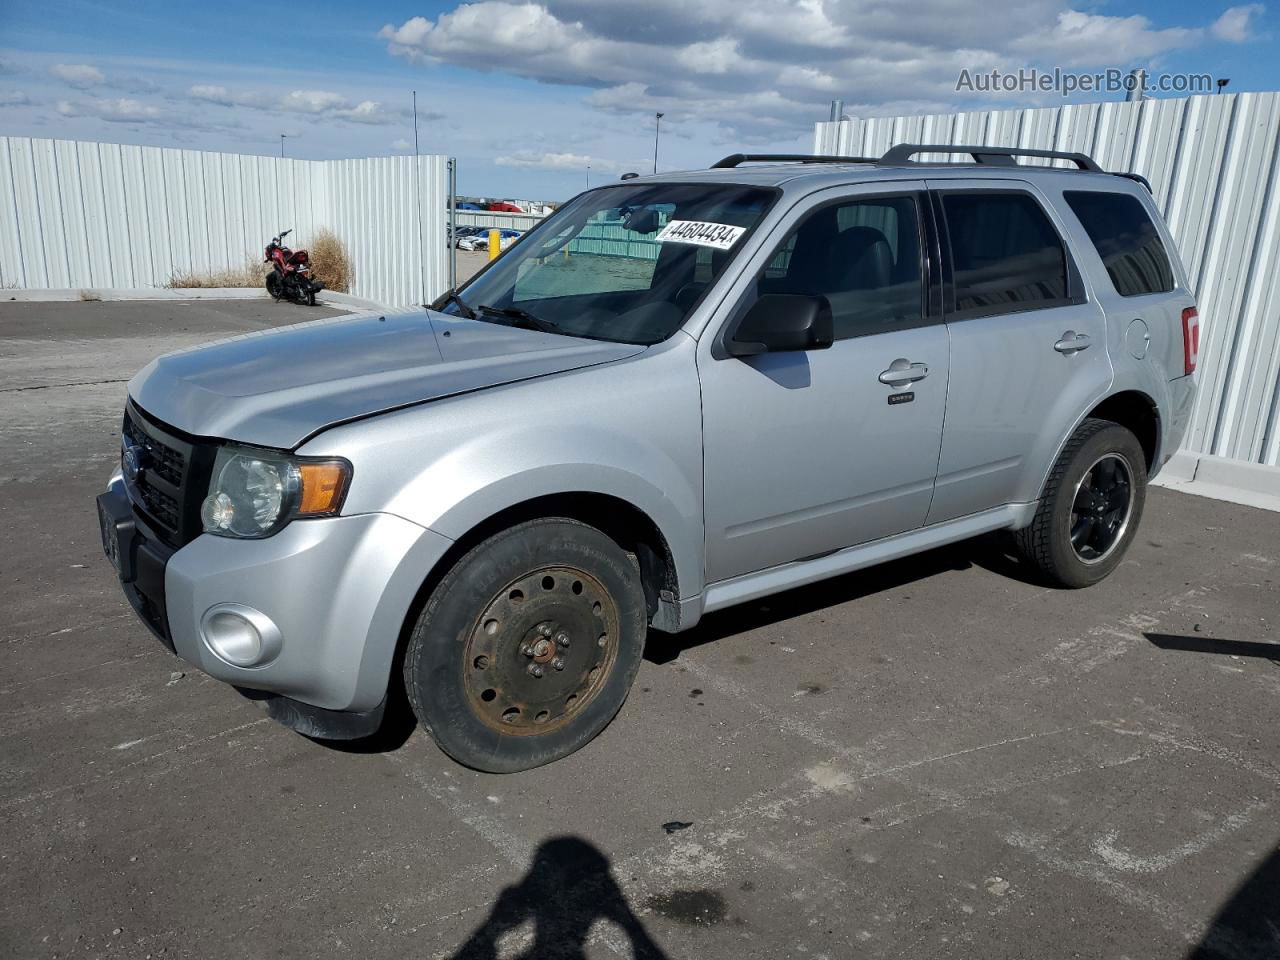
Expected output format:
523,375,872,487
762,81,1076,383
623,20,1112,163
121,404,213,547
137,483,181,530
122,410,186,486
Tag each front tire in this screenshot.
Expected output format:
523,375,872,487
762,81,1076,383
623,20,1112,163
1015,418,1147,588
265,271,283,300
403,519,647,773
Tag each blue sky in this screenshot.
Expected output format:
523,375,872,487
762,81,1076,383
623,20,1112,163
0,0,1274,201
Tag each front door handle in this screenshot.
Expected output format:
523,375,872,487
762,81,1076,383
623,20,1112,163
879,358,929,386
1054,331,1092,354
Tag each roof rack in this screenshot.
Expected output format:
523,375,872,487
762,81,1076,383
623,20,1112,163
878,144,1103,173
711,153,878,169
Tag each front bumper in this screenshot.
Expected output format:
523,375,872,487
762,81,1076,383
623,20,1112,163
99,473,454,714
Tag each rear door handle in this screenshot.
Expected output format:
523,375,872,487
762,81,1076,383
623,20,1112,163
879,358,929,386
1054,331,1091,354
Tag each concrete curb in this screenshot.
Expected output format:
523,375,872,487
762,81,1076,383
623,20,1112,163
2,287,387,312
1154,451,1280,513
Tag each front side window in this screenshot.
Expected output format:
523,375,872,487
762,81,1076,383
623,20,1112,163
753,195,924,340
445,183,776,345
942,192,1069,316
1064,190,1174,297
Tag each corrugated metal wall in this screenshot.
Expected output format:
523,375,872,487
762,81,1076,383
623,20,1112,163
455,211,544,230
0,137,449,306
814,92,1280,469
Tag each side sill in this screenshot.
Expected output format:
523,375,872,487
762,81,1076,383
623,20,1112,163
700,502,1035,616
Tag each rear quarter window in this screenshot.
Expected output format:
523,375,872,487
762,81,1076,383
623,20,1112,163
1064,190,1174,297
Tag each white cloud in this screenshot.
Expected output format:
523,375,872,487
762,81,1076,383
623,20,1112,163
392,138,412,151
0,90,32,106
1211,4,1265,42
57,97,162,122
496,150,595,169
188,84,395,124
382,0,1227,140
1013,11,1201,66
50,63,105,89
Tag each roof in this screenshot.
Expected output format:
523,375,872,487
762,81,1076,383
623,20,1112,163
616,145,1148,195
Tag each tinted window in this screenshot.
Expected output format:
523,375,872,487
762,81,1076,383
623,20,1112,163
1064,190,1174,297
757,195,923,340
942,192,1069,315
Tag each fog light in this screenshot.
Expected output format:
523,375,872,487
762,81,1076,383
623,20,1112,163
200,603,282,667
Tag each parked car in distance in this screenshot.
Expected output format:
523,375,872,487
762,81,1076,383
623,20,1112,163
456,228,522,251
98,145,1197,773
449,225,485,248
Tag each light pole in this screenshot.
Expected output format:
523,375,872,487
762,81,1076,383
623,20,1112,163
279,134,287,158
586,164,590,189
653,112,664,175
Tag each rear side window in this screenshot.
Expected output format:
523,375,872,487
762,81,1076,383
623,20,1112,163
1064,190,1174,297
942,192,1069,316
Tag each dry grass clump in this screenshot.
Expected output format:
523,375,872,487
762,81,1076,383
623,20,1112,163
166,257,268,289
78,289,102,301
307,227,351,293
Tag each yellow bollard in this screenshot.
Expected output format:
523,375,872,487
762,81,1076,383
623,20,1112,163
488,229,501,261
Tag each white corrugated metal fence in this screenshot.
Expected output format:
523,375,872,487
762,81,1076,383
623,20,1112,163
814,92,1280,469
0,137,449,306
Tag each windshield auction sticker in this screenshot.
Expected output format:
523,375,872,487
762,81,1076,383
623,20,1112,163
654,220,746,250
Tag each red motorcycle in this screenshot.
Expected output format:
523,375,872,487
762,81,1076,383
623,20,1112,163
264,229,323,306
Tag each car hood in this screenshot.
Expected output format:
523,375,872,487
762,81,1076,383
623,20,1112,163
128,309,645,449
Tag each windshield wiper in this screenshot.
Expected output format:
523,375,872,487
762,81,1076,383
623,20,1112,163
476,304,561,333
437,290,476,319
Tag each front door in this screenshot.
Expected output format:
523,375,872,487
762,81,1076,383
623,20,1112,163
699,183,949,584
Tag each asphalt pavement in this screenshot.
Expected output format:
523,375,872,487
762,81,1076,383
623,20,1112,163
1,298,1277,960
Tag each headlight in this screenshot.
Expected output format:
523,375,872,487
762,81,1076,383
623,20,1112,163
200,446,351,539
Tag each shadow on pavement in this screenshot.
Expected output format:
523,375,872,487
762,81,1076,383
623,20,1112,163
1146,633,1280,661
448,835,669,959
1186,846,1280,959
646,532,1039,664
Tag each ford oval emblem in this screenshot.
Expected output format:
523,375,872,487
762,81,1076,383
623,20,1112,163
122,444,144,484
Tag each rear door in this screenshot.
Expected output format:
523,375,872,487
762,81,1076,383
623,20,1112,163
699,182,950,583
926,179,1112,523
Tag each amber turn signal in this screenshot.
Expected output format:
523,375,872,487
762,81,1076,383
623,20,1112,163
297,461,351,516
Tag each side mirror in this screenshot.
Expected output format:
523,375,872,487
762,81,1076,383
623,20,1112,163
727,294,834,357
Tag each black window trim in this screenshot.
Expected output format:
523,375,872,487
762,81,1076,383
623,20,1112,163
712,188,943,358
933,185,1087,323
1061,187,1175,300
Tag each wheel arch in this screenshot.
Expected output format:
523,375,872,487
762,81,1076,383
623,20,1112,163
1086,390,1160,470
398,490,685,650
1027,387,1161,520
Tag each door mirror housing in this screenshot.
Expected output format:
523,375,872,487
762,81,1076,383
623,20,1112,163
727,294,834,357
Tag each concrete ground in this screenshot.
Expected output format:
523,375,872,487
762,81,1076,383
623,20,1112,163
1,299,1278,960
455,248,492,286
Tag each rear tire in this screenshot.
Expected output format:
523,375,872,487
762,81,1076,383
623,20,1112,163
1014,418,1147,588
403,519,647,773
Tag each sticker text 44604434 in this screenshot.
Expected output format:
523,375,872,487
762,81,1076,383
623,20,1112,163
654,220,747,251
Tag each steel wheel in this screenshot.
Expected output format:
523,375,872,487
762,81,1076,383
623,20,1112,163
463,565,621,735
1069,452,1133,564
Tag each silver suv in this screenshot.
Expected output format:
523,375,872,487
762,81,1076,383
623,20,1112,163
98,145,1199,771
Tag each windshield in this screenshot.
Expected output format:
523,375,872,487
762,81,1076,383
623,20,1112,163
441,183,778,345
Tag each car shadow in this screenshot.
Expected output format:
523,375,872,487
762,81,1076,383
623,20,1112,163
1186,846,1280,959
1146,633,1280,662
645,532,1042,664
446,835,670,959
